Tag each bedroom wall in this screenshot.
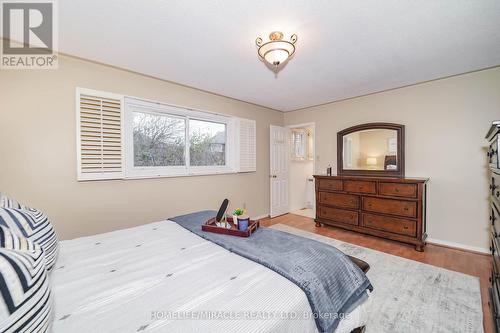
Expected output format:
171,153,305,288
0,54,283,240
284,66,500,252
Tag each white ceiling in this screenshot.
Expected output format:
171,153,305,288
56,0,500,111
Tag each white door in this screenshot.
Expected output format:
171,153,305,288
270,125,289,217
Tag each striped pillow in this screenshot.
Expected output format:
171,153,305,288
0,208,59,271
0,225,53,332
0,224,39,252
0,192,27,210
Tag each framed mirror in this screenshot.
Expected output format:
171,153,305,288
337,123,405,177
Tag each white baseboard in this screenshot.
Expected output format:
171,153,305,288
252,213,269,220
426,237,489,254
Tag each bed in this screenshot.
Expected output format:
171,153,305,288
50,219,371,333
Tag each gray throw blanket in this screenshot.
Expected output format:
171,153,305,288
170,211,373,333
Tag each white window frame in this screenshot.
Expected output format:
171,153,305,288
291,129,307,160
124,97,237,178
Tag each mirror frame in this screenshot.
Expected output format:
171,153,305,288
337,122,405,178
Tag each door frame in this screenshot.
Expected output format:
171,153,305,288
286,122,316,217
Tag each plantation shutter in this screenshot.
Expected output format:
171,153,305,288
77,88,124,180
237,118,256,172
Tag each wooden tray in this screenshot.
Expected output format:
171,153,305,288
202,217,259,237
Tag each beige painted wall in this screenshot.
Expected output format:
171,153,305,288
284,67,500,250
0,55,283,240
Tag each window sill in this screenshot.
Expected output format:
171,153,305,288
124,169,239,180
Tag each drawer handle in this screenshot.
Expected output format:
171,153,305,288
395,188,400,192
404,207,409,211
497,191,500,198
403,226,408,230
490,274,500,282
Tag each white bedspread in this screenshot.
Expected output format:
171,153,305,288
51,221,369,333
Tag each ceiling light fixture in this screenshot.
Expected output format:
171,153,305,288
255,31,297,71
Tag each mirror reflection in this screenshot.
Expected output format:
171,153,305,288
342,129,398,171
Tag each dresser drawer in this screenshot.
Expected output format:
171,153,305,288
493,202,500,230
491,284,500,329
490,255,500,310
363,197,417,218
319,192,359,209
379,182,417,198
318,206,358,225
362,213,416,237
490,265,500,333
490,285,500,333
344,180,376,194
492,171,500,204
492,234,500,282
317,178,342,191
489,134,499,169
493,255,499,287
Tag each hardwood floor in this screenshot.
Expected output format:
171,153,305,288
260,213,493,333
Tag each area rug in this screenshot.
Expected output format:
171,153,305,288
270,224,484,333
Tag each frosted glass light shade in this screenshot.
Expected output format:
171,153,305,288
256,32,297,69
258,41,295,66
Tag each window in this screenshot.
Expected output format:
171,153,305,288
291,129,306,160
133,112,186,167
189,119,226,166
77,88,256,180
343,137,353,167
291,129,313,161
125,98,233,177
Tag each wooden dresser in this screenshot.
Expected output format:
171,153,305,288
314,175,428,251
486,121,500,331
